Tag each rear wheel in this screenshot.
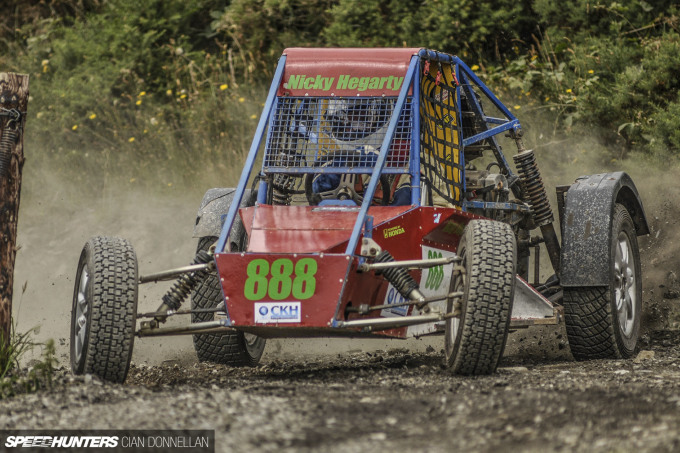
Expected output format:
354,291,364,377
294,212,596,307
563,204,641,360
445,220,516,375
191,236,265,366
70,236,138,383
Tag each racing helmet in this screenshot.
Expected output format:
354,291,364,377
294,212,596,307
324,98,392,142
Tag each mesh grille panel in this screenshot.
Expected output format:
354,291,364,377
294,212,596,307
264,97,412,174
419,61,464,206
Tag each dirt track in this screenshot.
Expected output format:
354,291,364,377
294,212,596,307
6,152,680,452
1,328,680,452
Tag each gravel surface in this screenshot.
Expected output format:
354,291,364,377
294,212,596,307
7,153,680,452
2,329,680,452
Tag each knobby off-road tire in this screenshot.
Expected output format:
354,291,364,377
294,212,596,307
70,236,138,383
563,204,642,360
191,236,265,366
445,220,516,375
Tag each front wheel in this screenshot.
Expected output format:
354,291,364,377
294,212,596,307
563,204,642,360
444,220,516,375
70,236,138,383
191,236,266,366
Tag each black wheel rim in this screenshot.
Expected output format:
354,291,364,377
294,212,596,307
243,332,259,347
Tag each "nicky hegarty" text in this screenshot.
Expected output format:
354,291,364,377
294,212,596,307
284,74,405,92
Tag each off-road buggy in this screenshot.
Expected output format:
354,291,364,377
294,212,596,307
70,48,648,382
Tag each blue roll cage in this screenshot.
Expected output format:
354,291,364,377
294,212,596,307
216,49,524,256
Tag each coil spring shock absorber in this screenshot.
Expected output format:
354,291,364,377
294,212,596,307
153,249,213,324
513,149,561,275
271,173,294,205
374,250,429,311
514,150,553,226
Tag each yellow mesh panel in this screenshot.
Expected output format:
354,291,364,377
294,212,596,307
419,60,464,206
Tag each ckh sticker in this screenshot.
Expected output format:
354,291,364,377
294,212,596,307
254,302,301,323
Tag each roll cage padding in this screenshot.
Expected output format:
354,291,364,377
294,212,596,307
560,172,649,287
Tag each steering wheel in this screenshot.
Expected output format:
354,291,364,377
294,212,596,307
304,152,392,206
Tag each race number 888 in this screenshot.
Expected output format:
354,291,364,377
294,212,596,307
243,258,318,301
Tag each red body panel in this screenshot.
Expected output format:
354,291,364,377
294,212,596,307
216,253,350,328
217,205,481,337
279,47,421,97
240,205,412,253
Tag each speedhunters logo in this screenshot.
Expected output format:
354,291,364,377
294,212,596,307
255,302,301,323
1,430,214,452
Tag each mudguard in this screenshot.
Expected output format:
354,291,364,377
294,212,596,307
560,172,649,287
193,188,254,239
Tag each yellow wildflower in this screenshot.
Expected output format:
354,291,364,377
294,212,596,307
128,137,135,143
89,113,97,120
219,84,228,90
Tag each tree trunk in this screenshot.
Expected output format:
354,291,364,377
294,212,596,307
0,73,29,350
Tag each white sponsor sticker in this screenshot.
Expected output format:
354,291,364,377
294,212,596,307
407,246,457,337
380,283,409,318
254,302,301,323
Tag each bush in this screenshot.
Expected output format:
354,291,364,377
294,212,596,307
4,0,680,182
210,0,334,80
324,0,530,63
494,3,680,157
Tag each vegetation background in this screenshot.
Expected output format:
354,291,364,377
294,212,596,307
1,0,680,192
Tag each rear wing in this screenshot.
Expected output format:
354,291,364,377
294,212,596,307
216,48,523,255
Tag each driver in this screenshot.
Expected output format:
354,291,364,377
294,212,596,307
311,98,411,205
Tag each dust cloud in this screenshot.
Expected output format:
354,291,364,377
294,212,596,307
11,120,680,369
12,159,202,366
523,118,680,331
11,159,439,368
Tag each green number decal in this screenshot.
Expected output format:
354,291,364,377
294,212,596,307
268,258,294,300
292,258,318,299
244,259,269,300
425,250,444,290
243,257,318,301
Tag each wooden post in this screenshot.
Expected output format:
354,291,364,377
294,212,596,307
0,73,28,350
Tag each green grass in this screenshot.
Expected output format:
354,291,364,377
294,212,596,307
0,323,56,399
26,81,266,194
